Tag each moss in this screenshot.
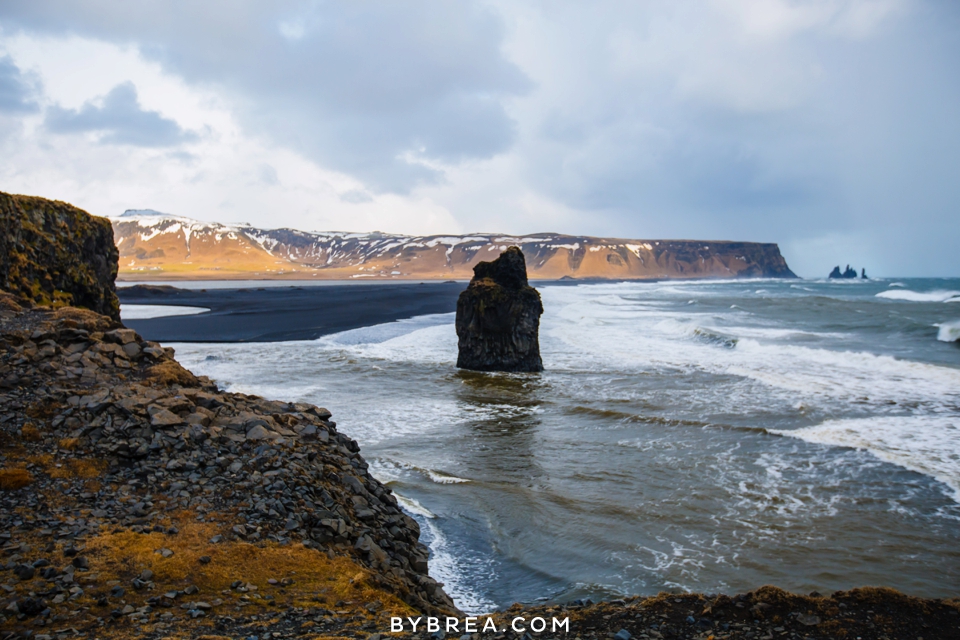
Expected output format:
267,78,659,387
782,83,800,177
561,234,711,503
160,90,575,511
0,191,120,320
146,360,200,387
0,468,33,491
20,423,42,442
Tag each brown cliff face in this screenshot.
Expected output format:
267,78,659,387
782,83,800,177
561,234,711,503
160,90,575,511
456,247,544,372
112,212,798,281
0,192,120,320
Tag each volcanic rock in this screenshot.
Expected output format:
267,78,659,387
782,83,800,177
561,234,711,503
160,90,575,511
455,246,544,372
0,191,120,320
829,264,859,279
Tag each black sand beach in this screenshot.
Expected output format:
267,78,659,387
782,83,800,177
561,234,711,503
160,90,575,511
118,282,464,342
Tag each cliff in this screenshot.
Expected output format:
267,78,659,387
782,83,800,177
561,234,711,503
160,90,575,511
111,211,797,281
0,292,456,638
0,192,120,320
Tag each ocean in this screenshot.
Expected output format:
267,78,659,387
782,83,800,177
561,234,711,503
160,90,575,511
163,277,960,613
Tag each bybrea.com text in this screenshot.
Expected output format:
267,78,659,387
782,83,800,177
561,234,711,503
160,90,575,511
391,616,571,634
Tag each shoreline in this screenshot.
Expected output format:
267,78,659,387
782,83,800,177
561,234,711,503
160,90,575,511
118,282,464,343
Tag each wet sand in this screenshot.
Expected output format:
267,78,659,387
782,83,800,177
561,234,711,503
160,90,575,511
117,282,464,342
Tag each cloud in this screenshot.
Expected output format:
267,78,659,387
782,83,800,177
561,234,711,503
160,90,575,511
0,54,38,114
0,1,531,192
0,0,958,275
44,81,197,147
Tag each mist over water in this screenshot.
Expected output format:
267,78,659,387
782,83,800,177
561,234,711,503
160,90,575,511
171,278,960,613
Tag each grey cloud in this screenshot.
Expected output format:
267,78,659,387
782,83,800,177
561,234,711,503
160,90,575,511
0,1,530,192
504,2,960,276
45,82,197,147
340,189,373,204
1,1,958,275
0,55,39,114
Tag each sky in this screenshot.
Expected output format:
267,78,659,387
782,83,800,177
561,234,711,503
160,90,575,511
0,1,958,277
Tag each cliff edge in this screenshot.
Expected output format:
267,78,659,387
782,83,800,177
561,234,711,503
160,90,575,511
0,192,120,321
0,293,457,638
111,212,797,281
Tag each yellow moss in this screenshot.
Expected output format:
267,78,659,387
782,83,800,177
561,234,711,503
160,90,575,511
26,397,62,420
146,360,199,387
58,437,82,450
20,423,42,442
24,453,53,467
52,305,117,331
0,468,33,490
83,519,415,616
48,458,107,479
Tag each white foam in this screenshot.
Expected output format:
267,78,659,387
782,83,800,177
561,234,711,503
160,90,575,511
416,516,497,614
395,494,436,519
937,320,960,343
425,470,471,484
539,285,960,412
875,289,960,303
120,304,209,320
770,416,960,503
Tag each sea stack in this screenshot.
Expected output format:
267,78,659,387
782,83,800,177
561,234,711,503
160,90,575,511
456,246,544,372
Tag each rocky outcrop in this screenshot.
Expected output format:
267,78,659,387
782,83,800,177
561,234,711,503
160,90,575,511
456,247,543,372
829,264,859,279
0,191,120,320
0,293,456,637
112,210,797,281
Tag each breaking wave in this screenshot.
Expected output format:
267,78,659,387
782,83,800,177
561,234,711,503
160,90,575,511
875,289,960,303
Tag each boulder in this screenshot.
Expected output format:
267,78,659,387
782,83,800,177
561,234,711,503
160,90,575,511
455,246,544,372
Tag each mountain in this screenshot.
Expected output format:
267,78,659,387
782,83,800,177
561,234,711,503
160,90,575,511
111,210,797,280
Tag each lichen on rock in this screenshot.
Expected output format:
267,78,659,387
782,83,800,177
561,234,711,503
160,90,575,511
456,246,544,372
0,191,120,320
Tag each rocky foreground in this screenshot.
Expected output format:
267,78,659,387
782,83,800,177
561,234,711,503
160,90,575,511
0,291,457,639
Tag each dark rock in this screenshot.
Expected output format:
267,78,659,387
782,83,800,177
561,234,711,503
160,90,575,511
455,246,543,372
829,264,859,279
17,597,46,617
0,191,120,320
13,564,35,580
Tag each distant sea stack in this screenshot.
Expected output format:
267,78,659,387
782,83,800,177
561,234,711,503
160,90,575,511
456,247,544,372
0,191,120,320
829,265,867,279
111,211,797,281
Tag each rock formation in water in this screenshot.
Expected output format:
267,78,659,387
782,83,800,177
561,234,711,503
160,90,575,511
862,268,868,279
0,191,120,320
456,246,544,372
829,264,859,279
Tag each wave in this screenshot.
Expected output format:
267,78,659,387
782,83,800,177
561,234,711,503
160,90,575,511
426,470,471,484
937,320,960,343
770,416,960,503
394,494,437,519
875,289,960,303
369,458,471,486
692,327,738,349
